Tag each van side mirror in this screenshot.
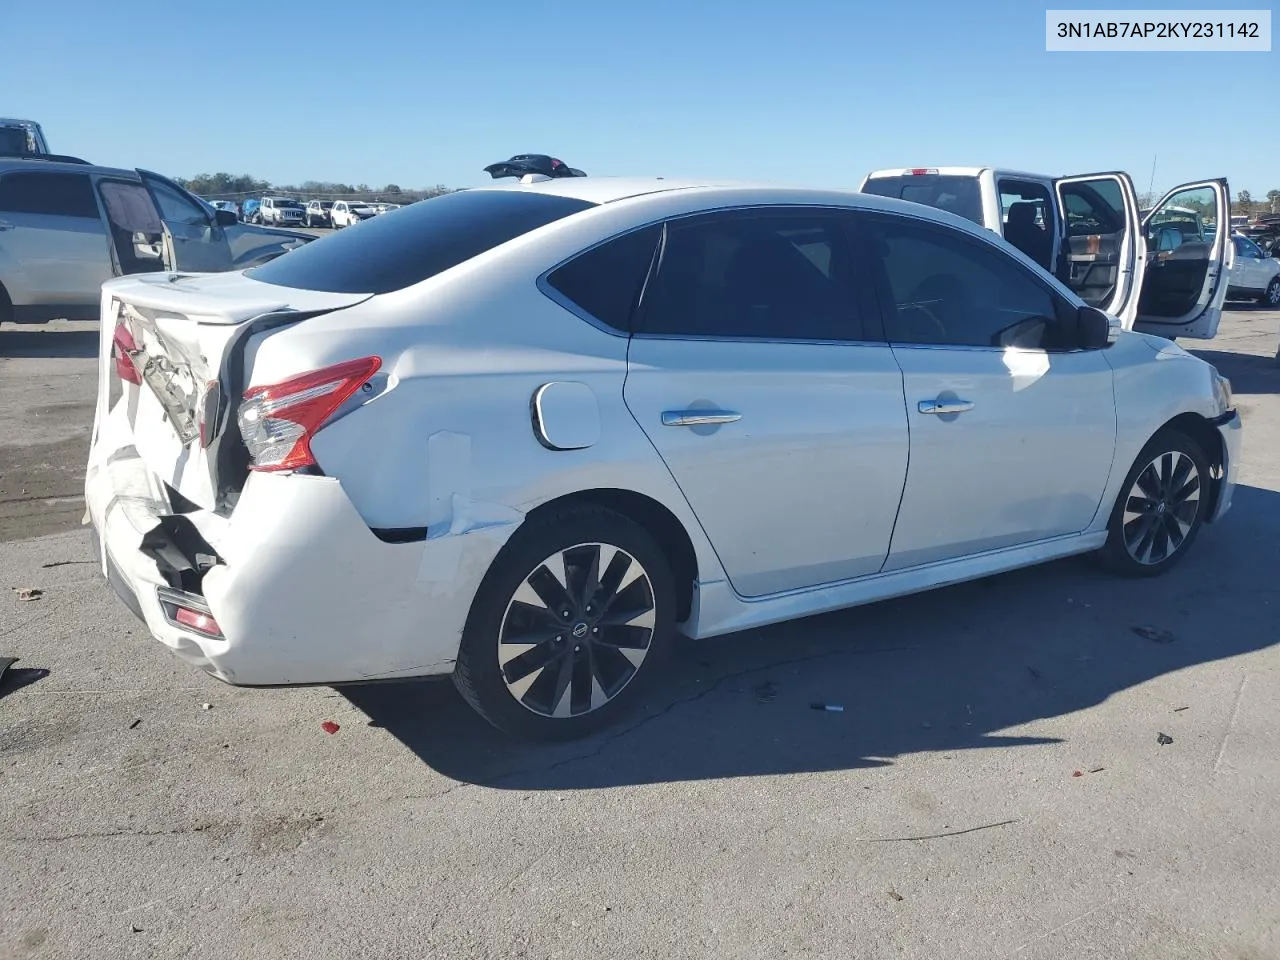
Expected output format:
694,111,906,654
1077,306,1113,350
214,208,238,227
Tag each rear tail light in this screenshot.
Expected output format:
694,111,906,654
907,168,939,176
112,320,142,385
237,356,381,472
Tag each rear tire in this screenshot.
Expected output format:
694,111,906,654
1259,277,1280,307
1096,428,1210,578
453,504,677,740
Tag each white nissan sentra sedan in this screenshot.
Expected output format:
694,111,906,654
85,176,1242,739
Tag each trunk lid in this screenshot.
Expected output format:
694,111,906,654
91,272,372,513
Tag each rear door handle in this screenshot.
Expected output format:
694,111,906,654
662,409,742,427
918,399,975,415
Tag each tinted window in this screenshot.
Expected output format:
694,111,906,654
248,190,596,294
0,172,98,218
866,216,1065,349
544,225,660,331
860,175,984,226
637,211,863,341
1060,182,1125,236
149,179,209,225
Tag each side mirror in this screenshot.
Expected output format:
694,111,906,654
1077,306,1113,350
214,208,238,227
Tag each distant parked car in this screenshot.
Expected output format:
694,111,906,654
242,198,262,223
330,199,377,227
260,197,306,227
0,159,313,322
1227,234,1280,306
206,200,240,218
373,202,401,215
305,200,334,227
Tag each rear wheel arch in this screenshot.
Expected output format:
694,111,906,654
525,488,699,623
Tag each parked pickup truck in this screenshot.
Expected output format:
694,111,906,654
859,166,1232,340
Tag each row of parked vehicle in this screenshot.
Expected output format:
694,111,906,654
203,197,402,229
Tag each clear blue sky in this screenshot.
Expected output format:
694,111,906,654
4,0,1276,197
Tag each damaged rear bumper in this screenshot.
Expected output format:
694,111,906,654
85,431,519,686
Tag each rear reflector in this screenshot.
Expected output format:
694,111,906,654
238,356,381,472
112,320,142,385
174,605,222,637
156,587,223,639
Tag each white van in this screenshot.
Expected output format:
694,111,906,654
859,167,1232,340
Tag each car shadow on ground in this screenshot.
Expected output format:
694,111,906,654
342,484,1279,791
0,328,99,359
1188,347,1280,395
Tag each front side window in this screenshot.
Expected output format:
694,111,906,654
865,216,1066,349
636,210,864,341
0,172,99,218
147,179,209,226
544,225,661,331
1061,182,1125,236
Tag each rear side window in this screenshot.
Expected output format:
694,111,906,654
544,225,660,331
637,210,864,341
248,190,597,294
0,172,99,219
860,175,984,226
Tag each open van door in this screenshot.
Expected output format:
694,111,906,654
1053,172,1145,328
135,169,234,273
1133,179,1231,341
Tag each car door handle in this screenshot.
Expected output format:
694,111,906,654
918,399,975,415
662,410,742,427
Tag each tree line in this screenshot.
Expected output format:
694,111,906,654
175,172,457,204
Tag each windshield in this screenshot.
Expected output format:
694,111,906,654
247,189,596,294
860,175,984,226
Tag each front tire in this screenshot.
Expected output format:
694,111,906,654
1096,429,1210,577
453,504,677,740
1259,277,1280,307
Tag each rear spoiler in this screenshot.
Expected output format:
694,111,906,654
483,155,586,180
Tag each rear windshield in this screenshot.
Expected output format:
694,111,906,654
247,189,597,294
860,175,984,226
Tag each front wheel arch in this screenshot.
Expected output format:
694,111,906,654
1147,412,1226,520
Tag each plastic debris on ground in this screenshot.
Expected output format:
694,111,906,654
14,587,42,601
1132,625,1176,644
1157,732,1174,745
321,721,340,734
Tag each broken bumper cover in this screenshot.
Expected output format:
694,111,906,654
1210,409,1242,523
85,450,518,686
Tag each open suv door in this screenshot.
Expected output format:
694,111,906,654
136,169,235,273
1132,178,1232,340
1053,172,1145,329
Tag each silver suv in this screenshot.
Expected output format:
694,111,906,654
0,160,314,323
